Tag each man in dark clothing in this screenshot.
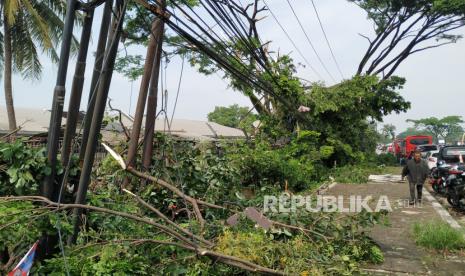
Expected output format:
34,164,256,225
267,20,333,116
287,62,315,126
402,150,429,204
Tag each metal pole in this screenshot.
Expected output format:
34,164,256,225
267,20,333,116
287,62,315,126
125,19,162,177
69,0,126,244
43,0,78,200
79,0,113,165
61,9,94,169
142,0,166,172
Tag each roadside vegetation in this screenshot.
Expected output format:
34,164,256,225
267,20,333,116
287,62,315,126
413,221,465,251
1,0,465,274
1,137,388,275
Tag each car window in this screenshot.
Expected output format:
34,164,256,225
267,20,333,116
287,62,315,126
418,145,437,151
443,148,465,156
432,153,438,157
410,138,430,145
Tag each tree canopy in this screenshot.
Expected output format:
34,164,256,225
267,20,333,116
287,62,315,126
207,104,256,130
396,127,433,139
352,0,465,79
406,116,464,142
0,0,78,130
379,124,396,143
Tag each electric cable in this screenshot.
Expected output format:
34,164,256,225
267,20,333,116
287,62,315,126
285,0,336,83
309,0,344,79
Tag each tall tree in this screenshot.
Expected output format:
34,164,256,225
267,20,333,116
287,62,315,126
207,104,257,135
381,124,396,140
353,0,465,79
406,116,464,142
380,123,396,143
0,0,74,130
396,127,433,139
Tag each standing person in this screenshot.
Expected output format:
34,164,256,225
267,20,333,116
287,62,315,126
401,150,429,204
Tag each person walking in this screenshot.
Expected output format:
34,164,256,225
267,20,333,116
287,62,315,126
401,150,429,204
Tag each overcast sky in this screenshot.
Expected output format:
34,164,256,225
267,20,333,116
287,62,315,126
1,0,464,133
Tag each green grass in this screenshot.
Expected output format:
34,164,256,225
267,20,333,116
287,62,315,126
413,221,465,251
378,166,402,175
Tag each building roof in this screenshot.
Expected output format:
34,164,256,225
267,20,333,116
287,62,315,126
1,107,245,140
0,107,63,135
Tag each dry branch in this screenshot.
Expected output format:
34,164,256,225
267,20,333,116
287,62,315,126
123,188,214,247
102,144,329,241
0,196,285,275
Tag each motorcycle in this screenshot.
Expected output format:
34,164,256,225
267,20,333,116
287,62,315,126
445,164,465,211
430,162,452,194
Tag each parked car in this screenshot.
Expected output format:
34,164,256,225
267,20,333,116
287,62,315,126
437,145,465,166
425,150,440,170
418,144,438,158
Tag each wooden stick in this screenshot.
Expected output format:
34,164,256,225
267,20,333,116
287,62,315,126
123,189,213,247
0,196,285,275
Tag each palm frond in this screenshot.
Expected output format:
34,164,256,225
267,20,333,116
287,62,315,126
5,0,21,25
22,0,53,49
10,11,42,79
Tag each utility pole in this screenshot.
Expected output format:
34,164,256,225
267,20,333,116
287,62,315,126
43,0,78,200
69,0,127,244
79,0,113,167
125,18,164,183
142,0,166,172
61,9,94,172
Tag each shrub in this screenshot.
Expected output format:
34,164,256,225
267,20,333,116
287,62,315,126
413,221,465,251
0,140,50,195
0,139,80,196
330,165,383,184
373,153,398,166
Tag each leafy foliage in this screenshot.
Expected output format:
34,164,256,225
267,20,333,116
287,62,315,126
406,116,464,143
0,201,56,273
0,139,80,196
0,140,50,195
330,164,383,184
0,135,390,275
207,104,257,133
0,0,78,78
380,124,396,143
396,127,433,139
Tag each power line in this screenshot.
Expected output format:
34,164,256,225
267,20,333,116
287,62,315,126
152,0,309,121
262,0,323,81
285,0,336,83
310,0,344,79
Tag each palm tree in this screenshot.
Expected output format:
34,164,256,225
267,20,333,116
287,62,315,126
0,0,74,130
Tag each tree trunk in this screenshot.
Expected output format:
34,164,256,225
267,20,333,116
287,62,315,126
3,12,17,131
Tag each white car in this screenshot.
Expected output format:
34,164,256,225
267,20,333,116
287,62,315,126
426,150,440,170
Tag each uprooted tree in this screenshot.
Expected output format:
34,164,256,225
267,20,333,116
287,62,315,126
2,0,465,274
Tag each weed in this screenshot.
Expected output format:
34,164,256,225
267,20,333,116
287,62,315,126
413,221,465,251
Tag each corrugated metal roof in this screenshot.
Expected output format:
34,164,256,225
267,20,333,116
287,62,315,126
0,107,62,134
1,107,245,140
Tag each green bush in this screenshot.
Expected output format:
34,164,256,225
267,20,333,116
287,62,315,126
0,140,50,195
373,153,399,166
330,165,383,184
0,139,80,196
413,221,465,251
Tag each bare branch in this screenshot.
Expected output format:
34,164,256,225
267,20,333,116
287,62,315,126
358,33,372,44
123,188,214,247
0,196,286,275
107,98,131,140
